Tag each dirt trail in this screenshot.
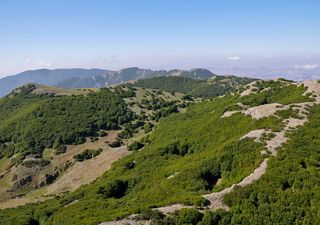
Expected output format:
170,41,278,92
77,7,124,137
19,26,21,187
99,81,320,224
202,81,320,210
202,159,269,210
202,116,305,210
100,219,151,225
204,107,309,210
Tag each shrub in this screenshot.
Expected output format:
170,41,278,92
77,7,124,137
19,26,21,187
55,145,67,154
97,179,128,198
109,138,123,148
73,149,102,162
198,210,228,225
144,122,154,133
118,129,133,139
123,161,135,170
22,159,50,168
99,131,108,137
161,142,190,156
176,208,203,225
139,209,164,221
128,141,144,151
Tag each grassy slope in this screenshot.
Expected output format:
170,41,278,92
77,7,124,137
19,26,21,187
0,80,314,225
224,105,320,224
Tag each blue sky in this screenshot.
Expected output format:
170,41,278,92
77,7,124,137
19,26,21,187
0,0,319,79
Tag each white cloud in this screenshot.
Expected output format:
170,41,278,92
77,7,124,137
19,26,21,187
294,64,319,70
264,54,273,58
24,59,32,64
227,56,240,61
24,59,52,67
36,61,52,67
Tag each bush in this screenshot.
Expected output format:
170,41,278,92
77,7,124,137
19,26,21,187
140,209,164,221
123,161,135,170
97,179,128,198
198,210,229,225
73,149,102,162
99,130,108,137
161,142,190,156
176,208,203,225
109,138,123,148
128,141,144,151
22,159,50,168
55,145,67,154
144,122,154,133
118,129,133,139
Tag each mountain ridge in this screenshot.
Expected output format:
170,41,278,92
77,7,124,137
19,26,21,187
0,67,218,97
1,78,320,224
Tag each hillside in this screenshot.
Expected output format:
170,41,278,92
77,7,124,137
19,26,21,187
1,79,320,225
0,83,188,206
0,69,107,97
0,68,216,97
132,75,256,98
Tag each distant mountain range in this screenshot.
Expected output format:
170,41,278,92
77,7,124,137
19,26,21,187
0,67,216,97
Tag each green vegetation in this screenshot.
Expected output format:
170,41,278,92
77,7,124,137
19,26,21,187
108,138,123,148
240,80,313,106
133,76,255,98
0,80,317,225
144,122,154,133
0,93,283,224
275,108,301,119
223,104,320,224
128,141,144,151
113,85,136,98
0,157,11,174
73,149,103,162
97,179,129,199
176,208,203,225
21,159,51,168
0,84,133,160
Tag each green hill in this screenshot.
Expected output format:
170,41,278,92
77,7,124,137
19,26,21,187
0,79,320,225
132,75,256,98
0,84,133,160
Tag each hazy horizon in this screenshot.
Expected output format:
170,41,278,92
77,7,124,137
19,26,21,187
1,0,319,80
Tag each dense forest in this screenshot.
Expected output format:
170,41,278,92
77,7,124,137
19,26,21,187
0,84,134,161
132,76,256,98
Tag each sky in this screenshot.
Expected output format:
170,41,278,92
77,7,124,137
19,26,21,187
0,0,319,79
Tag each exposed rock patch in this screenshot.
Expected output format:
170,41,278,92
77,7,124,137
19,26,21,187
240,81,258,96
240,129,266,141
244,103,282,119
154,204,194,215
221,111,238,118
100,219,151,225
167,172,180,179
